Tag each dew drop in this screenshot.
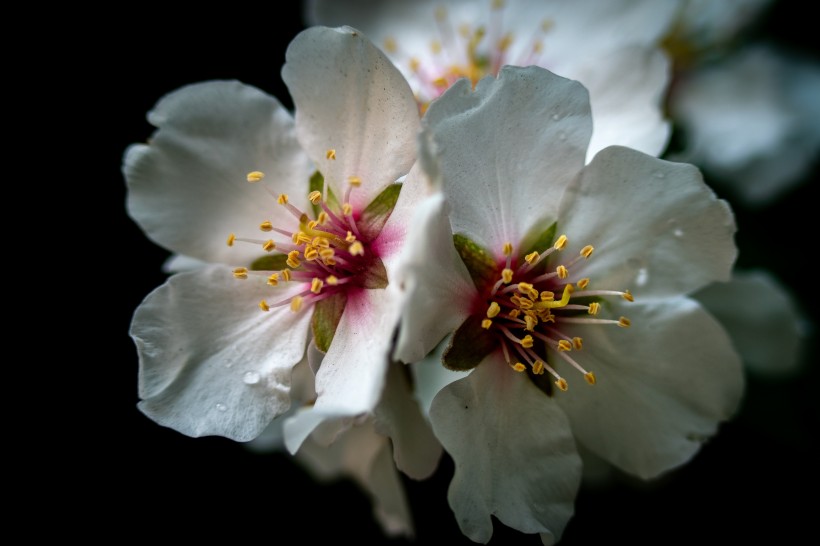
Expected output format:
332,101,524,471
552,113,561,121
635,267,649,287
653,171,665,179
216,403,227,412
673,228,684,238
243,371,261,385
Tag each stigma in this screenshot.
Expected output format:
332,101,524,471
479,235,633,393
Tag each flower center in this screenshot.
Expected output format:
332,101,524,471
227,156,387,315
460,233,633,393
384,0,555,110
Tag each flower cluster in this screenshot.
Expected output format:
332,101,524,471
125,1,807,543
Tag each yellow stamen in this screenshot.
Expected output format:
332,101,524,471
432,77,448,88
233,267,248,280
342,203,353,216
497,33,513,52
481,318,493,329
542,19,554,32
258,300,270,312
349,241,365,256
259,221,273,232
246,171,265,183
319,248,335,259
326,149,336,160
383,37,397,53
310,278,323,294
588,302,600,315
558,339,572,352
262,240,276,252
286,250,301,268
521,335,534,348
308,191,322,204
295,232,312,245
281,269,292,282
525,251,540,264
524,315,537,331
580,245,594,258
277,194,289,205
501,268,514,284
572,337,583,350
622,290,634,302
555,378,568,391
532,360,545,375
326,275,339,286
517,282,534,294
307,220,319,230
584,372,596,385
267,273,279,286
409,57,421,72
487,302,501,318
304,247,319,261
577,278,590,289
312,237,330,248
347,175,362,187
226,233,236,247
508,309,520,319
290,296,303,312
517,298,534,310
553,234,568,250
345,231,356,243
430,40,442,54
503,242,513,256
540,284,573,309
618,317,631,328
556,265,568,279
317,211,329,225
511,362,527,372
540,291,554,302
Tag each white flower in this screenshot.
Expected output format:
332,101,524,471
393,66,744,543
669,45,820,205
125,26,427,442
307,0,677,161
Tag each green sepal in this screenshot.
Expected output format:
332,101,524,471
442,315,499,371
250,254,290,271
308,170,339,216
518,221,557,265
311,292,348,353
360,255,389,289
453,234,498,291
358,183,402,240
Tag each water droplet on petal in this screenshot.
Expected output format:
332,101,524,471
673,228,684,238
653,171,665,179
552,113,561,121
216,403,227,412
243,371,261,385
635,267,649,287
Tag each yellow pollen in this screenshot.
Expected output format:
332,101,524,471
304,247,319,261
481,318,493,329
267,273,279,286
296,232,312,245
319,248,335,259
585,372,596,385
259,221,273,232
262,240,276,252
503,242,514,256
580,245,594,258
502,268,514,284
542,19,554,32
383,37,397,53
532,360,545,375
349,241,365,256
277,194,289,205
343,203,353,216
622,290,634,302
290,296,303,313
533,41,543,54
521,335,534,348
518,298,534,310
307,220,319,230
433,77,448,88
618,317,631,328
326,275,339,286
308,191,322,204
540,284,573,309
525,251,540,264
555,378,569,391
577,278,590,289
487,302,501,318
572,337,583,350
527,288,539,300
409,57,421,72
246,171,265,183
556,265,568,279
524,315,537,331
511,362,527,373
558,339,572,352
553,234,568,250
258,300,270,312
345,231,357,243
233,267,248,280
226,233,236,247
430,40,442,54
540,291,554,302
311,278,324,294
508,309,520,319
588,302,600,315
498,33,513,52
347,175,362,187
517,282,534,294
286,250,301,268
312,237,330,248
326,149,336,160
281,269,292,282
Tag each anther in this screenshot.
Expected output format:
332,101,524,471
326,275,339,286
521,335,534,348
572,337,583,350
259,221,273,232
349,241,365,256
281,269,292,282
343,203,353,216
326,149,336,160
553,234,568,250
290,296,303,312
487,302,501,318
555,378,568,391
286,250,301,268
622,290,634,302
246,171,265,183
584,372,596,385
481,319,493,329
556,265,568,279
347,176,362,187
267,273,279,286
258,300,270,312
277,194,289,205
308,191,322,204
577,278,590,289
311,278,324,294
618,317,631,328
588,302,600,315
511,362,527,372
501,268,514,284
532,360,545,375
580,245,594,258
233,267,248,280
227,233,236,247
503,242,513,256
262,240,276,252
558,339,572,352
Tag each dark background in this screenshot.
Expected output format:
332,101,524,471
98,1,816,543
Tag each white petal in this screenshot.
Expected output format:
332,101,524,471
574,46,671,160
284,288,398,451
392,193,476,363
559,146,737,300
296,421,414,537
132,265,312,441
555,296,744,479
694,270,804,377
282,26,420,209
410,334,471,417
124,81,312,264
673,0,771,51
162,254,207,273
373,360,443,480
430,358,581,543
421,66,591,252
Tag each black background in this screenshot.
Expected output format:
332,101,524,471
96,1,817,543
